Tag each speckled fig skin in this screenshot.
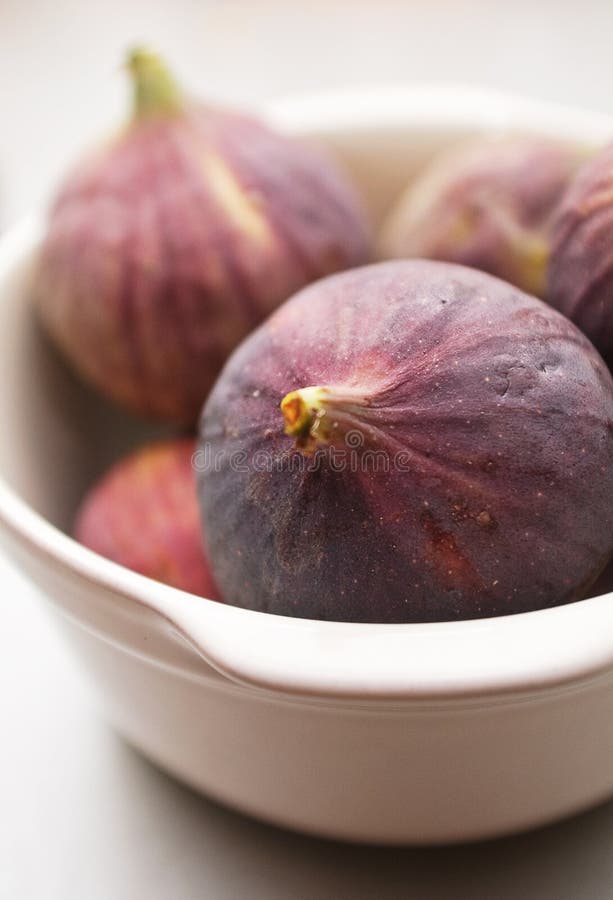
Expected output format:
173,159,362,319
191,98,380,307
33,50,371,424
548,142,613,367
75,438,220,599
198,260,613,624
381,137,586,298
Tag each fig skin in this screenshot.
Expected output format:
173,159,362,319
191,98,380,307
198,260,613,624
381,137,585,298
74,438,220,599
548,142,613,367
33,50,371,425
590,560,613,598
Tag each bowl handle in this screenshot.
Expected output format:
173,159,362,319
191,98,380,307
160,590,613,701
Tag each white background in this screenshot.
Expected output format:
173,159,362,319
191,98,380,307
3,1,613,897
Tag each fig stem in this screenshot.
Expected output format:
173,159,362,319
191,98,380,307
281,386,330,444
281,385,370,455
127,47,184,119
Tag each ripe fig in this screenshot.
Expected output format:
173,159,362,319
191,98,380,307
548,142,613,366
588,556,613,598
198,261,613,623
33,49,371,424
75,438,220,599
381,137,585,298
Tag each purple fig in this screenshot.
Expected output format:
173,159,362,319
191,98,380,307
381,137,586,298
33,49,371,424
590,560,613,598
197,261,613,623
548,142,613,366
75,438,220,599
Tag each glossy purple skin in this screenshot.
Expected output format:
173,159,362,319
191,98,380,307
382,137,584,298
33,105,371,424
198,260,613,623
549,142,613,367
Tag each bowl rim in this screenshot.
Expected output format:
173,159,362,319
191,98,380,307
3,84,613,703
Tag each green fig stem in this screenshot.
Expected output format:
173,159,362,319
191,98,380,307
281,385,370,455
127,47,184,120
282,387,332,447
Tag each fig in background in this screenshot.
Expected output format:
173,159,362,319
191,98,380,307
381,136,585,298
33,49,371,424
75,438,220,599
549,141,613,367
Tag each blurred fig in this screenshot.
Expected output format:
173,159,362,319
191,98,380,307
75,438,220,599
33,49,371,424
548,142,613,366
381,136,586,297
198,261,613,623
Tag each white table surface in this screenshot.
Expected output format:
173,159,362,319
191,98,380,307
3,1,613,897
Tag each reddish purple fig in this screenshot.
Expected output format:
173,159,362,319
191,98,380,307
548,142,613,366
33,49,371,424
75,438,220,599
381,137,585,298
198,260,613,623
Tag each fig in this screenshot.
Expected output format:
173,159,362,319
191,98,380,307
198,260,613,623
591,560,613,598
33,49,371,424
548,142,613,366
74,438,220,599
381,137,585,298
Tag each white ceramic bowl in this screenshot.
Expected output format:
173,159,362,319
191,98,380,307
2,86,613,845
